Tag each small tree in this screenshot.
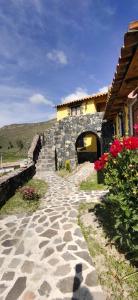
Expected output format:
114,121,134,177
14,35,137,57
16,139,24,150
8,141,14,149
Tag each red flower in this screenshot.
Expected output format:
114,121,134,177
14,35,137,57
134,123,138,135
123,136,138,150
94,160,104,171
100,153,108,163
110,139,123,157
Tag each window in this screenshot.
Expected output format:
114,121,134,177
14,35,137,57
71,105,81,116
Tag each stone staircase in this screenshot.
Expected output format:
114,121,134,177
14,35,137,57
36,124,57,172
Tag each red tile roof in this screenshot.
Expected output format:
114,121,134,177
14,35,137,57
104,20,138,119
56,91,108,108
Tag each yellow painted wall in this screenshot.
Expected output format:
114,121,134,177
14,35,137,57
57,99,97,121
124,105,129,135
115,114,119,136
83,134,97,152
83,99,97,114
57,106,69,121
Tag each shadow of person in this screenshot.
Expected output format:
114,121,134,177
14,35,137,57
71,264,93,300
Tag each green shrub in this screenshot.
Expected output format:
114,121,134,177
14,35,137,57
65,160,71,172
94,137,138,265
105,150,138,261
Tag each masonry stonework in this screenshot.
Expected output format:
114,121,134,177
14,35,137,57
55,113,104,168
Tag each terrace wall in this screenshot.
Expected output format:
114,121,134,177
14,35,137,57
0,163,35,208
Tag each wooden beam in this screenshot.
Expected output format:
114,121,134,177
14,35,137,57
124,32,138,47
121,46,134,59
125,76,138,83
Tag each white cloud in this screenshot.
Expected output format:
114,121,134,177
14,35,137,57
61,86,109,105
0,85,55,127
29,93,53,106
62,87,89,103
98,86,108,93
47,50,68,65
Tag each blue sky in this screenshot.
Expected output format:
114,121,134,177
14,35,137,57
0,0,138,126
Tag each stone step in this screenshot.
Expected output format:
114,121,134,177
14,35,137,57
40,148,54,153
37,160,55,165
36,166,55,171
39,151,54,155
40,150,54,155
39,156,54,160
38,161,55,165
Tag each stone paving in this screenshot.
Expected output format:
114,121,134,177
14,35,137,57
0,164,107,300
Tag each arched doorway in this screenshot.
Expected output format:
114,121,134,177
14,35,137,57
75,131,101,164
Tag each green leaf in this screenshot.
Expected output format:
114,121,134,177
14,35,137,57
132,225,138,232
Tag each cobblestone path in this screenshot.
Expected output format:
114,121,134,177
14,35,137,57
0,166,107,300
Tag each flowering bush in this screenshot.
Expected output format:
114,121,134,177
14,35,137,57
123,136,138,150
20,186,39,200
94,153,108,171
110,139,123,157
94,135,138,263
94,136,138,171
134,123,138,135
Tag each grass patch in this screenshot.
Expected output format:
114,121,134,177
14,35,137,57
57,169,71,178
2,153,26,163
78,202,138,299
80,172,106,191
0,119,56,161
0,179,47,215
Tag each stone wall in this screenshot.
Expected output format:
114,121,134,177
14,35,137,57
28,134,43,163
0,163,35,208
54,113,104,168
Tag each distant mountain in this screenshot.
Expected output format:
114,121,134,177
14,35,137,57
0,119,56,162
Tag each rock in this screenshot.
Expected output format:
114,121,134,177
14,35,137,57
15,241,24,255
85,271,98,287
62,252,76,261
56,243,66,252
38,281,51,296
76,239,87,249
57,276,80,293
75,251,93,265
68,210,77,218
54,264,71,276
2,271,15,281
8,258,21,268
41,247,54,259
5,277,26,300
40,229,57,238
2,239,17,247
68,244,78,251
39,240,49,249
21,261,34,274
63,231,72,242
38,216,47,223
74,228,82,237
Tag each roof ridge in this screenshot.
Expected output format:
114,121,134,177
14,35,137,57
57,90,108,107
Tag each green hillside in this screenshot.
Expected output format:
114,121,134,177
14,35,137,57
0,119,56,162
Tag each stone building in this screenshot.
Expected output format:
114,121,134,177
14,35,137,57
36,93,110,171
36,20,138,172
